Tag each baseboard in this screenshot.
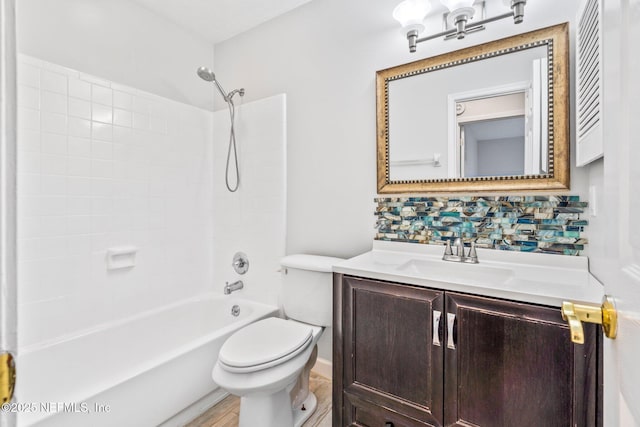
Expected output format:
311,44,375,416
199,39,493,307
312,357,332,379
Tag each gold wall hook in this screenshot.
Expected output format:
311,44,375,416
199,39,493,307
561,295,617,344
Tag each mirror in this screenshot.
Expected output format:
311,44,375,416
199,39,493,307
376,23,569,193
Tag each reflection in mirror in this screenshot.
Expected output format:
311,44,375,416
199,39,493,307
462,116,525,178
377,23,569,193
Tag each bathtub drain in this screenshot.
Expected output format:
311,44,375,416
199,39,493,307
231,305,240,317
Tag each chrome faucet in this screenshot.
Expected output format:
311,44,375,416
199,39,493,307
443,238,479,264
224,280,244,294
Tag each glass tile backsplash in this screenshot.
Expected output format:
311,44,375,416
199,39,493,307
375,196,588,255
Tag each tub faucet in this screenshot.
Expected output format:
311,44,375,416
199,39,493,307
224,280,244,295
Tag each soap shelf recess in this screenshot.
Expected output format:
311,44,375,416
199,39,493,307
106,246,138,270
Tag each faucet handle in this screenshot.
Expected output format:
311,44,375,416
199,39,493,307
466,241,478,263
444,239,453,256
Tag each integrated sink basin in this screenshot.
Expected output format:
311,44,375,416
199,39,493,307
332,241,603,307
396,258,515,286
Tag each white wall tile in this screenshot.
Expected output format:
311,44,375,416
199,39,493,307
113,126,134,144
113,108,132,127
41,70,67,95
18,216,41,239
18,152,41,174
40,175,67,196
38,196,67,216
149,116,167,134
40,154,67,175
132,112,149,130
17,55,214,349
113,91,133,110
80,74,110,87
92,122,113,141
41,132,67,155
69,98,91,119
132,96,150,113
90,178,115,197
18,85,40,109
67,178,93,198
68,117,91,138
41,91,67,114
68,235,92,255
69,78,92,101
91,198,113,216
66,196,92,214
68,137,91,158
91,141,112,161
91,159,113,178
39,216,68,237
92,85,113,106
41,112,67,134
19,130,41,152
18,63,40,89
18,107,40,131
68,157,92,177
92,103,113,124
18,173,41,195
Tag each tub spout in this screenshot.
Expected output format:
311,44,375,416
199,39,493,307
224,280,244,295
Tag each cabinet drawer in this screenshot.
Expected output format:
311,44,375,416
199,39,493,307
349,394,433,427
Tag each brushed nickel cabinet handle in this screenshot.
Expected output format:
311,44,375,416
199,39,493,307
433,310,442,346
447,313,456,350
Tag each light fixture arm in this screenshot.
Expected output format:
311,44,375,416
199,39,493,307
403,0,526,52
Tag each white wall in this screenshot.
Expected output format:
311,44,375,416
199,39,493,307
16,0,214,110
214,0,586,259
212,94,287,308
16,55,214,348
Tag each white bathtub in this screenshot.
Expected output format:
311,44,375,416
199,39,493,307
16,293,279,427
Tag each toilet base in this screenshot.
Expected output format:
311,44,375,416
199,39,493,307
238,388,292,427
237,390,318,427
293,391,318,427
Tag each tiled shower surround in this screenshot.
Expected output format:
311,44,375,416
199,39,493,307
16,55,213,347
375,196,588,255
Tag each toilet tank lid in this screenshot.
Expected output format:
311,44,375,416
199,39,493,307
281,254,345,273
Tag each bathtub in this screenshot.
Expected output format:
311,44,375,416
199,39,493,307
16,293,279,427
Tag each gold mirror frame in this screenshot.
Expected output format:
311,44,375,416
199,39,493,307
376,23,569,193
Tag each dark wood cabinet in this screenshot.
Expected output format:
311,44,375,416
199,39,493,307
333,274,600,427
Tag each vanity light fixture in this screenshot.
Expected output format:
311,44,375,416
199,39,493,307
394,0,527,52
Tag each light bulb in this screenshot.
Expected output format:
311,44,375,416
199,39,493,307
393,0,431,32
440,0,475,11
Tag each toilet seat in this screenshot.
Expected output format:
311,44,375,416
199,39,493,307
219,318,313,373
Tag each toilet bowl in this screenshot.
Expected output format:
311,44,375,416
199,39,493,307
212,319,323,427
211,254,343,427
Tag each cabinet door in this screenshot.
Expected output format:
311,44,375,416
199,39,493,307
444,292,598,427
342,276,445,427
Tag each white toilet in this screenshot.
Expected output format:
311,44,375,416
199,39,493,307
212,254,343,427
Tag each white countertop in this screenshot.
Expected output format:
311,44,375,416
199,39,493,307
333,241,604,307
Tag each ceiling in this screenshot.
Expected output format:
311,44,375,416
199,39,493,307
131,0,313,45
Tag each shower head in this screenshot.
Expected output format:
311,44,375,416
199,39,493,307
197,65,230,102
197,66,216,82
197,66,244,104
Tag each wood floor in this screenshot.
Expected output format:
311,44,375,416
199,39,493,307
185,372,332,427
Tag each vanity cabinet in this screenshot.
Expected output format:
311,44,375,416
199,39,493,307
333,275,600,427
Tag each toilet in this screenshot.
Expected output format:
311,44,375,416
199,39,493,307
212,254,343,427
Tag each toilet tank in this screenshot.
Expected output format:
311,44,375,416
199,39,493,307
280,254,344,327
